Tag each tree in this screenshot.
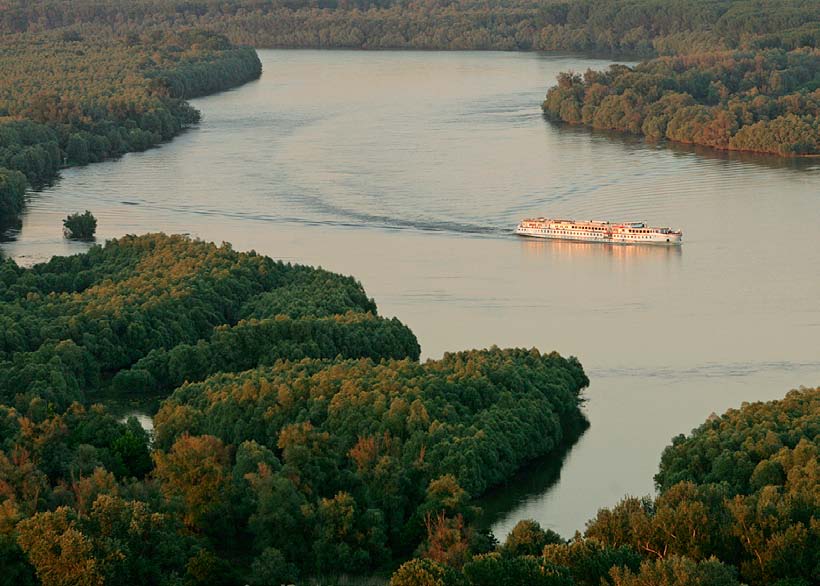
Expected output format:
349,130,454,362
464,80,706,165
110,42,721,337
152,434,231,530
462,554,574,586
542,539,642,586
65,134,90,166
63,210,97,240
418,513,471,570
390,558,464,586
503,519,564,556
609,556,740,586
16,507,104,586
84,494,193,584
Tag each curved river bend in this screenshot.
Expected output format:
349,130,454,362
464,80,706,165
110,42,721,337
3,50,820,539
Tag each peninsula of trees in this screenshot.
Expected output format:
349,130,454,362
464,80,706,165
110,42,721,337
0,27,261,227
0,233,590,584
543,49,820,156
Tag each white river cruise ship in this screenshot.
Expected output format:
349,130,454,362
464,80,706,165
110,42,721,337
515,218,682,245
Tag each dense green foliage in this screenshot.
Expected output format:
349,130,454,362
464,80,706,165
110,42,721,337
62,210,97,240
543,48,820,155
150,348,588,572
114,312,421,395
0,167,27,229
391,388,819,586
2,1,818,55
657,386,820,493
0,233,590,583
0,233,413,412
0,27,261,226
0,403,164,586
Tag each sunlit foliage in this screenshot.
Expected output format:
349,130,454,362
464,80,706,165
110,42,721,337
0,27,261,225
543,49,820,155
150,348,589,572
0,233,413,412
568,388,818,586
391,387,818,586
0,233,593,580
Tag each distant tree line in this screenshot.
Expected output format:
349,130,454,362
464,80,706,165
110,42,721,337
1,1,818,56
391,387,820,586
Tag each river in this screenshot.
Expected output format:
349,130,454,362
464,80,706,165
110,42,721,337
2,49,819,539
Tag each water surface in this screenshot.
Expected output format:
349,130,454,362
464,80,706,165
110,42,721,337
3,49,819,539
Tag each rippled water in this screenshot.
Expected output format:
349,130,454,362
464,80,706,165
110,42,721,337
3,50,820,539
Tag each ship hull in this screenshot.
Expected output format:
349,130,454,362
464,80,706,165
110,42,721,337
515,227,682,246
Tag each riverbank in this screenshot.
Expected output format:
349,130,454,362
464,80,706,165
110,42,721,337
0,27,261,228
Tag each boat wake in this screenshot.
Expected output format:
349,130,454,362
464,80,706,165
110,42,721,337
590,360,820,381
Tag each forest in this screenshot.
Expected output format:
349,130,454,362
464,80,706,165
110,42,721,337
390,387,820,586
0,234,591,584
1,1,818,56
543,49,820,155
0,27,261,227
0,2,818,584
2,235,816,586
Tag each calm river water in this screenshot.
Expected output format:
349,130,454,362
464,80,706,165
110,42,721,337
3,50,819,539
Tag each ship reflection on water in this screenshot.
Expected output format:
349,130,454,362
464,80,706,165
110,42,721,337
519,237,683,260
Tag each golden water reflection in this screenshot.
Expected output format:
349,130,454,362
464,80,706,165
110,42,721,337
519,237,683,261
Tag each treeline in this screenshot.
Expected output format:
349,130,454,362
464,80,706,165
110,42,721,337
543,48,820,155
391,387,820,586
0,27,261,226
113,312,422,395
2,1,819,56
0,233,591,584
